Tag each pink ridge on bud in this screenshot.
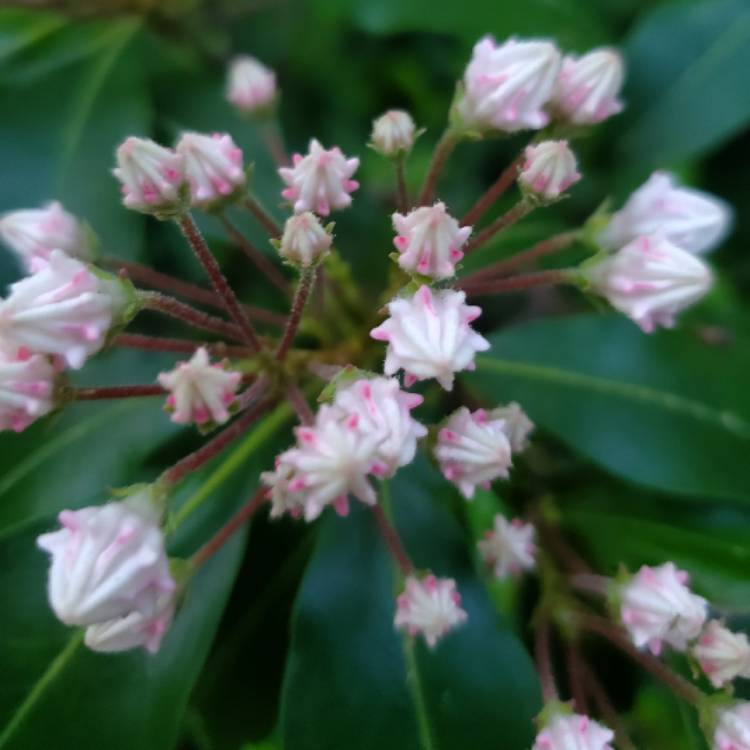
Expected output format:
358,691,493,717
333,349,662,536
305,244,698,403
518,140,580,201
478,515,536,579
226,55,277,114
714,703,750,750
0,349,56,433
278,212,332,267
694,621,750,688
370,110,416,157
533,713,614,750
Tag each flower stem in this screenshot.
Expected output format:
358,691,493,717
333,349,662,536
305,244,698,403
260,117,289,168
463,199,534,254
74,384,165,400
372,502,413,576
112,333,255,358
417,129,459,205
461,154,523,227
244,196,283,237
566,641,589,713
459,269,572,296
276,267,317,361
394,157,409,213
176,213,263,351
535,611,559,702
286,382,314,425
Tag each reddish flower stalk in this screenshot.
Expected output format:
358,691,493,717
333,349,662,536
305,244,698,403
461,154,523,227
113,333,255,358
566,641,589,713
74,384,166,400
459,269,572,296
395,158,409,213
260,118,289,168
286,382,314,425
244,196,283,238
176,213,263,351
463,199,533,254
535,611,559,701
372,503,413,576
417,130,459,206
276,267,317,361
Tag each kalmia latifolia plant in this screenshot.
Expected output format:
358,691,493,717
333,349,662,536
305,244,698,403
1,33,743,749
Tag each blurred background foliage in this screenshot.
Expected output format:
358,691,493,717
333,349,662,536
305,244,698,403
0,0,749,748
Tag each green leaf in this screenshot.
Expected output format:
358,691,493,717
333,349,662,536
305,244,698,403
465,314,750,501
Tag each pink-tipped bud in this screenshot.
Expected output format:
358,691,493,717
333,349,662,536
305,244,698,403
113,136,186,217
0,202,94,273
458,35,561,133
278,212,333,267
370,285,489,391
585,234,713,333
533,713,615,750
0,349,56,433
694,621,750,688
176,132,246,210
518,140,580,202
226,55,277,115
714,703,750,750
392,202,471,280
370,110,417,157
394,574,467,648
478,515,536,579
279,139,360,216
552,48,625,125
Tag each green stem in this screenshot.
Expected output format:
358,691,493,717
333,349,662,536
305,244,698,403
403,638,438,750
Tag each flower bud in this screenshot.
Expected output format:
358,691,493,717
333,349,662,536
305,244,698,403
584,234,713,333
370,285,489,391
0,250,133,369
157,347,241,430
0,202,94,273
619,562,707,655
478,515,536,579
226,55,277,115
0,349,56,433
533,713,614,750
598,172,731,255
113,137,186,217
492,401,534,453
458,36,561,133
279,139,360,216
394,574,467,648
694,621,750,688
37,487,174,627
370,110,416,157
176,132,246,210
551,48,625,125
714,703,750,750
392,202,472,280
518,140,580,202
278,212,332,267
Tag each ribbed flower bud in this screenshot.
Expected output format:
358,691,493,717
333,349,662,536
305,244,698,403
694,621,750,688
533,713,615,750
492,401,534,453
0,349,56,433
278,212,333,267
478,516,536,579
370,110,417,157
714,703,750,750
226,55,277,115
518,140,580,202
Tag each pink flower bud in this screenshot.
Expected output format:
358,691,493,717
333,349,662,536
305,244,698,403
37,488,174,627
518,140,580,201
694,621,750,688
478,516,536,579
0,202,94,273
585,234,713,333
370,110,416,157
552,48,625,125
370,285,489,391
392,202,472,280
459,36,561,133
176,132,246,209
0,250,129,369
533,713,614,750
278,212,333,267
279,139,360,216
434,407,513,499
332,376,426,478
226,55,277,115
598,171,731,255
619,562,707,655
113,137,186,216
394,574,467,648
714,703,750,750
0,349,56,433
157,347,241,429
492,401,534,453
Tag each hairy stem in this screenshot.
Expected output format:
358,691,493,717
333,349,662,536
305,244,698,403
74,384,165,400
535,612,559,701
459,269,572,296
461,154,523,227
417,129,459,205
276,267,317,361
372,502,413,576
463,199,533,254
244,196,283,237
113,333,254,358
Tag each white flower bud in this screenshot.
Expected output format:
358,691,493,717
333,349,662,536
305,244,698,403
492,401,534,453
0,349,56,433
478,516,536,579
533,713,615,750
585,234,713,333
226,55,277,115
278,212,332,267
370,110,416,157
694,621,750,688
714,703,750,750
0,202,94,273
518,140,580,202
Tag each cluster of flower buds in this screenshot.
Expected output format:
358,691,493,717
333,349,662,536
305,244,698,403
532,711,615,750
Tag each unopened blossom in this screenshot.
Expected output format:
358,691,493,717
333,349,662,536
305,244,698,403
552,48,625,125
370,285,489,391
518,140,580,202
694,621,750,688
492,401,534,453
0,202,93,272
714,703,750,750
0,250,128,369
332,376,426,478
157,347,241,428
37,488,174,627
226,55,277,114
176,132,246,209
478,515,536,579
262,404,379,522
459,36,561,133
113,136,186,215
392,202,472,280
585,234,713,333
394,574,467,648
533,713,614,750
598,171,731,255
84,591,175,655
0,349,56,432
434,407,512,499
279,139,359,216
370,110,416,157
619,562,708,655
278,211,332,267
